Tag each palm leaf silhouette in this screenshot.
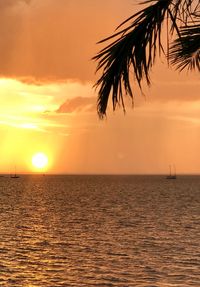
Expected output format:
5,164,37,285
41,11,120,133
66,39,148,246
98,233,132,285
170,23,200,71
93,0,200,118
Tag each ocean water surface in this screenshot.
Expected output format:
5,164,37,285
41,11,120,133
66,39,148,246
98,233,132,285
0,175,199,286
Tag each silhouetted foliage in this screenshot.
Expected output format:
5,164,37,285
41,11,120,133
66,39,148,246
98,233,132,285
93,0,200,118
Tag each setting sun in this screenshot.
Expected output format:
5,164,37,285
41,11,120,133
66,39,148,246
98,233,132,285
32,152,48,169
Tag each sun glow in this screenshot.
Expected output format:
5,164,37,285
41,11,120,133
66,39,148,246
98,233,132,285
32,152,48,169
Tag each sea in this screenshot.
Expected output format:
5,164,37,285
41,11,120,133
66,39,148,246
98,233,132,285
0,175,199,287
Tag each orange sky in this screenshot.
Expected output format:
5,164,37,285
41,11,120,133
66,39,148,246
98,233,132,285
0,0,199,174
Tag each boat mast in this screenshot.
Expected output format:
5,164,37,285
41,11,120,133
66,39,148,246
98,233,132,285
169,165,172,176
173,164,176,176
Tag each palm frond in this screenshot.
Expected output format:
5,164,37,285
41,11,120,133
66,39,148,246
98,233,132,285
93,0,172,118
169,23,200,71
93,0,199,118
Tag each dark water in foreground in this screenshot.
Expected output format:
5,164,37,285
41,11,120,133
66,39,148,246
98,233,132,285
0,175,199,286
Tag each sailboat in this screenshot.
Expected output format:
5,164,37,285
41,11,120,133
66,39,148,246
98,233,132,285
11,166,20,179
166,164,176,179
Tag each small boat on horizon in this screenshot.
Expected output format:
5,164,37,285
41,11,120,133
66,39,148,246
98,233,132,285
11,174,20,179
166,164,176,179
10,166,20,179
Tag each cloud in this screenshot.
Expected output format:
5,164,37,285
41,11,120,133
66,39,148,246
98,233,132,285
0,0,198,107
0,0,30,9
57,97,96,113
151,81,200,103
0,0,133,83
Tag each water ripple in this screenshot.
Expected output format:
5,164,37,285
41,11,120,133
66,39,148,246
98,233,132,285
0,175,199,286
